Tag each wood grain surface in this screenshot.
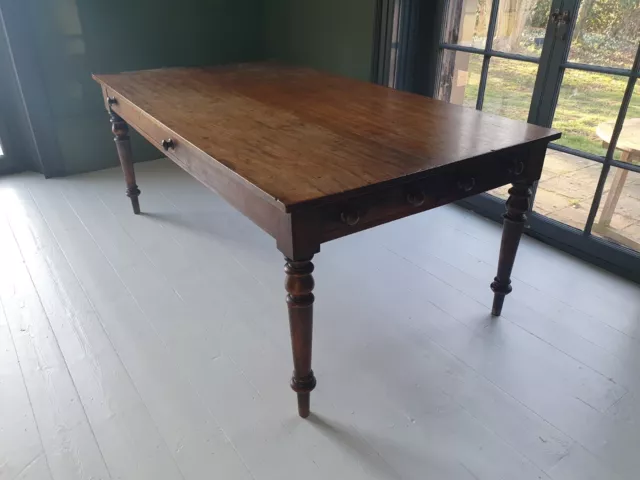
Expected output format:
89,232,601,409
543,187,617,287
93,63,560,211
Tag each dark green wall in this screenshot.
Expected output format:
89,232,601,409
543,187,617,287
6,0,378,176
23,0,265,175
265,0,376,81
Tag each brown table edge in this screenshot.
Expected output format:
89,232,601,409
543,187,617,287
284,135,560,213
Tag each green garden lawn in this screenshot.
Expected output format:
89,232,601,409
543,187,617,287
462,55,639,158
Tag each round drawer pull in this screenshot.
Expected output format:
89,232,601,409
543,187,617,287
107,96,118,106
406,191,425,207
509,160,525,176
457,177,476,192
161,138,175,151
340,210,360,226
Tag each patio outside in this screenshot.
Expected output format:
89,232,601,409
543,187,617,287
490,150,640,250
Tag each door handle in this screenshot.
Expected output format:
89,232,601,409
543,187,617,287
550,9,571,39
550,9,570,25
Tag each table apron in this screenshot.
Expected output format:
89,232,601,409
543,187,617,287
291,142,547,245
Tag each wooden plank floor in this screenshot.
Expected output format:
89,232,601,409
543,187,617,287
1,158,639,480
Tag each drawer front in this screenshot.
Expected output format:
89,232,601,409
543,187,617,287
301,145,543,244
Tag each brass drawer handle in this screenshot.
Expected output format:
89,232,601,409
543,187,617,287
406,191,425,207
457,177,476,192
340,210,360,226
509,160,525,176
161,138,175,151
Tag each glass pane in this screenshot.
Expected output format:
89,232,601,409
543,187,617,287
601,83,640,165
533,149,607,230
436,50,483,107
443,0,494,49
484,57,538,199
567,0,639,69
493,0,550,58
553,69,627,157
489,184,510,200
593,168,640,252
483,57,538,121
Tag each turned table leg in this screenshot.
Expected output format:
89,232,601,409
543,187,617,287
285,256,316,418
491,182,532,316
110,109,141,214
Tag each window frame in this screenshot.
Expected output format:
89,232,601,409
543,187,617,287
372,0,640,283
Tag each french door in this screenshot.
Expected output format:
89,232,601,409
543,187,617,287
435,0,640,279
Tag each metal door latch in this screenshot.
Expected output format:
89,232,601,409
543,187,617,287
550,9,571,39
550,9,570,25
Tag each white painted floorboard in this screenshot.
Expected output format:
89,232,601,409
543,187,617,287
1,159,639,480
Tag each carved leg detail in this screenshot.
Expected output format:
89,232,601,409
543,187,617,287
110,110,141,214
285,256,316,418
491,182,532,316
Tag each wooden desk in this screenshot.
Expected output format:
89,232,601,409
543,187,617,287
93,64,560,418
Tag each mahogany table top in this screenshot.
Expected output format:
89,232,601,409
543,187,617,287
94,63,559,211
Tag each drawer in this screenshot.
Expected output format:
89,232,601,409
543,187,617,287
303,148,536,244
103,88,188,163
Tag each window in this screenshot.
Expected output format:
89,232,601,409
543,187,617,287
435,0,640,265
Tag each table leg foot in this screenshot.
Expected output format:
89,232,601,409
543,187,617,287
491,293,506,317
110,110,141,214
295,390,312,418
490,182,532,316
285,256,316,418
130,195,141,215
